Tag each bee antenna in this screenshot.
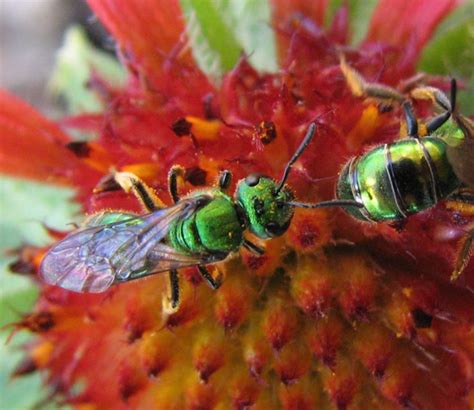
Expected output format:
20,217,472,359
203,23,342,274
285,200,364,209
275,122,317,195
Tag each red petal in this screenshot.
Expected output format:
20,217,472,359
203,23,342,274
270,0,329,65
87,0,189,64
87,0,213,113
271,0,328,27
87,1,195,79
365,0,460,59
0,90,89,184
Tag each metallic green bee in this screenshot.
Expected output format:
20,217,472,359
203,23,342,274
334,59,474,281
39,122,360,310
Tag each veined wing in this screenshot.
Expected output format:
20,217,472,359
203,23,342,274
39,196,213,293
123,242,226,282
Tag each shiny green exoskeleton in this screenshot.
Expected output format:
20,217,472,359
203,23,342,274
338,58,474,280
168,179,294,257
168,190,244,256
336,136,460,222
40,122,349,311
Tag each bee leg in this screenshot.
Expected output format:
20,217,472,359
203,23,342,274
426,111,452,134
451,228,474,281
95,171,165,211
447,188,474,205
410,80,455,112
398,73,429,93
446,190,474,281
339,54,404,106
402,101,419,138
197,265,222,290
243,239,265,256
218,170,232,192
412,79,457,134
168,165,185,204
163,269,180,313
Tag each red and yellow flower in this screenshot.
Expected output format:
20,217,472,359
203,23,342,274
2,0,473,409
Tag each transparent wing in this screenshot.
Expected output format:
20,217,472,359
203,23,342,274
39,196,216,293
126,242,225,281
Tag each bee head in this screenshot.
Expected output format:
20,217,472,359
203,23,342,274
235,174,295,239
235,122,365,238
235,123,318,239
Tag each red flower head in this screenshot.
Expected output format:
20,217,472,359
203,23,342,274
2,0,474,409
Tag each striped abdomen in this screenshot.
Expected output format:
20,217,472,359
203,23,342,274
337,137,460,221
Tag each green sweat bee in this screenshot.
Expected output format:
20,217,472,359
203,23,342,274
333,58,474,280
40,122,360,310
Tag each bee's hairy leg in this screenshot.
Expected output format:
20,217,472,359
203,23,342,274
451,227,474,282
197,265,222,290
447,188,474,209
94,171,165,211
412,79,457,135
410,85,452,112
339,54,404,105
243,238,265,256
162,269,180,314
168,165,185,204
218,170,232,192
398,73,429,93
446,190,474,281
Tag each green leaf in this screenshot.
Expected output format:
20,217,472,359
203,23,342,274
0,176,79,409
0,333,45,410
418,2,474,114
0,176,79,326
0,270,38,327
346,0,378,45
0,332,70,410
459,75,474,115
324,0,378,45
419,2,474,76
180,0,277,80
0,261,41,408
49,25,126,115
0,176,80,249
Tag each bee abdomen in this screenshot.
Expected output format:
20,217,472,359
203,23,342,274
337,137,459,222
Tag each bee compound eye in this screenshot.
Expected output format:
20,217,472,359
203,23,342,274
245,174,261,187
265,221,284,236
